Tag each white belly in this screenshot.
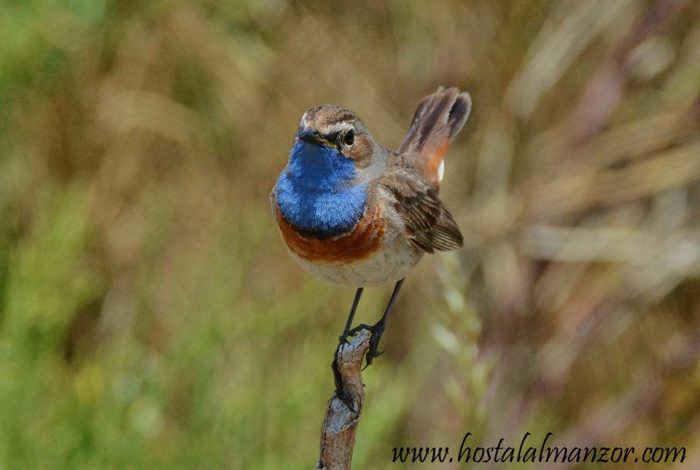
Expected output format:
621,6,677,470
289,230,423,287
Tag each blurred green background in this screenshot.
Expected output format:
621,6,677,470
1,0,699,468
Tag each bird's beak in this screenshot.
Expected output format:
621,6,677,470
296,128,327,146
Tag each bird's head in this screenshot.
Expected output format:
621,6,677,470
291,105,385,179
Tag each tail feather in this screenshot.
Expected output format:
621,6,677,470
399,87,471,188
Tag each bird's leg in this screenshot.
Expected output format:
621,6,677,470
365,279,404,365
339,287,364,343
349,278,405,367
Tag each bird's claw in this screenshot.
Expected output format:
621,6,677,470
343,322,387,369
363,324,385,367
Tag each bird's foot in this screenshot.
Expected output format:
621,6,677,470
364,321,385,368
346,322,385,369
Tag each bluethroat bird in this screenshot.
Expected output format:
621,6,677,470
271,87,471,367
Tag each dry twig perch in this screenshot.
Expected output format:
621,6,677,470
317,329,371,470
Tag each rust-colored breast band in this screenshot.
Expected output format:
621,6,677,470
275,202,386,262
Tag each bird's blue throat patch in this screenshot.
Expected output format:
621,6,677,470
275,140,367,238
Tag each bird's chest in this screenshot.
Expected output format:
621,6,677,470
273,193,385,262
272,142,423,286
288,224,423,287
273,195,423,287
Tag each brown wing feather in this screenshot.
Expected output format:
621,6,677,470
380,165,463,253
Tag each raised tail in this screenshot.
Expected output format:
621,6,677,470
398,87,471,188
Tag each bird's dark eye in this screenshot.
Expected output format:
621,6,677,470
341,129,354,146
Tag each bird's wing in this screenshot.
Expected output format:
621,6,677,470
379,163,463,253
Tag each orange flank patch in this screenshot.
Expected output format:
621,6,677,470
424,139,450,183
274,202,386,262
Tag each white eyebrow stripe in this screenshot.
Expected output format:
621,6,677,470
325,122,354,135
